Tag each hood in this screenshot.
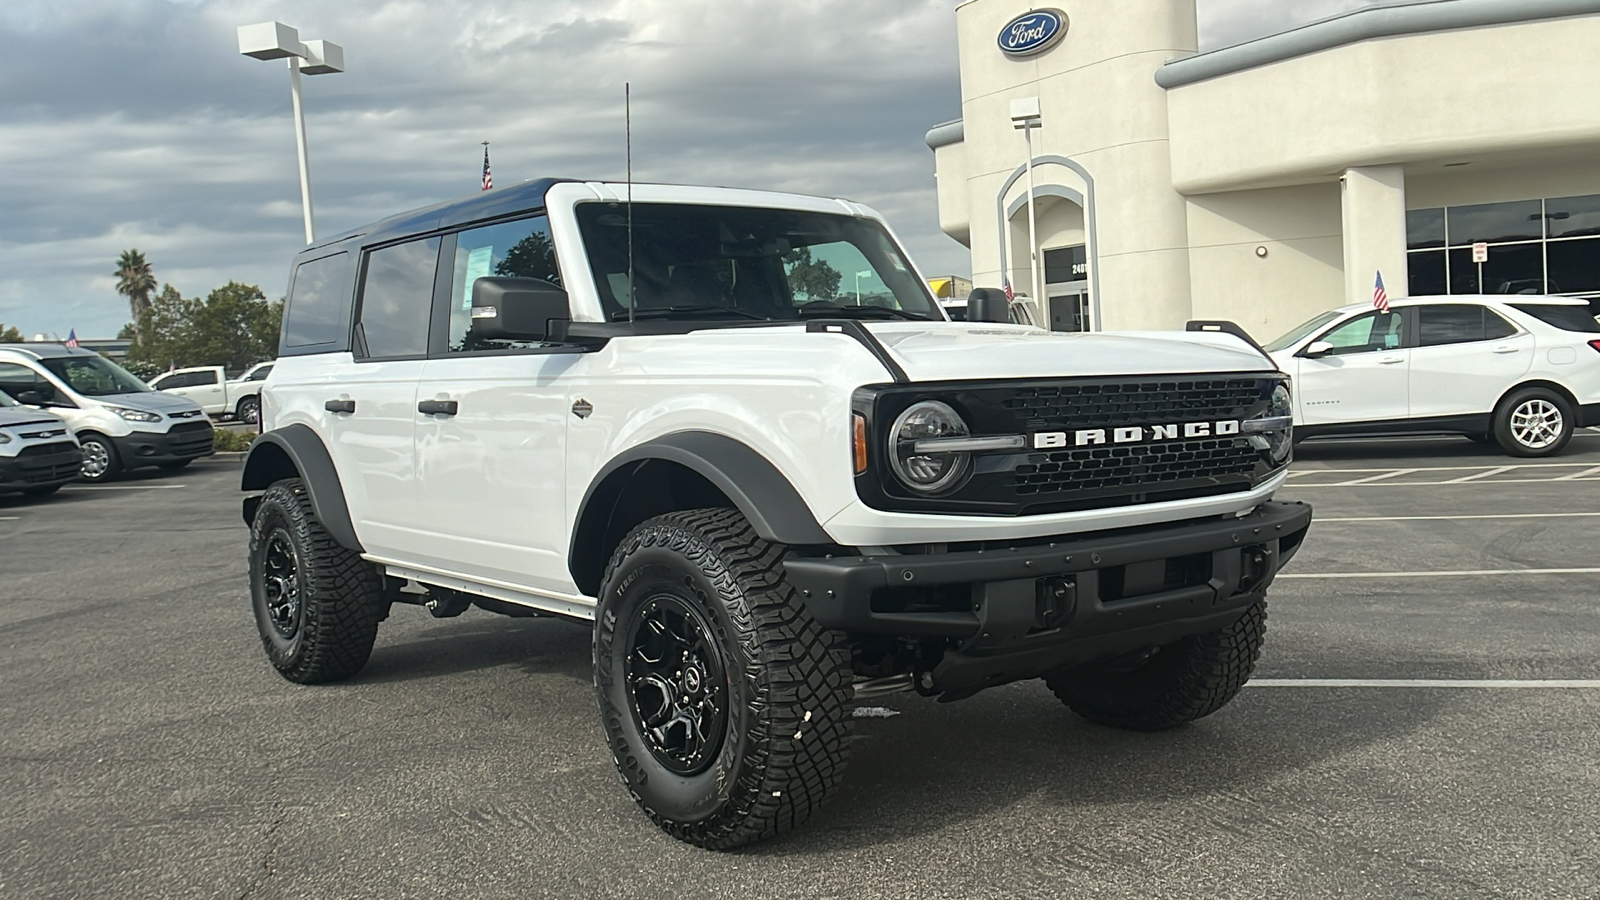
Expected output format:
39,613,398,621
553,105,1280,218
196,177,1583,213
93,391,206,415
862,323,1276,382
0,407,68,430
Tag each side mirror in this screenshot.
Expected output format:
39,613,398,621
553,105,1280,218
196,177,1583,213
1303,340,1334,359
964,288,1010,324
470,277,570,342
16,390,47,406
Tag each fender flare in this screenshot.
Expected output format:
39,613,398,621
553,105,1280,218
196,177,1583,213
569,431,833,593
240,423,364,553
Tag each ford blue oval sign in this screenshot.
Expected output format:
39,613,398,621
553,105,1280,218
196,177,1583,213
997,9,1068,58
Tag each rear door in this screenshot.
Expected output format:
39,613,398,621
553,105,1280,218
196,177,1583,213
181,369,226,413
1294,309,1410,425
1408,304,1532,419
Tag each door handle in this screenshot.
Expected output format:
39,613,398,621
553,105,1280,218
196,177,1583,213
324,399,356,414
1492,346,1519,354
418,399,459,416
1378,356,1405,365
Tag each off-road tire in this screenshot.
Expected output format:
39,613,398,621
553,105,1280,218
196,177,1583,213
248,478,385,684
237,395,260,426
78,434,121,483
1044,602,1267,732
594,508,852,850
1493,387,1574,458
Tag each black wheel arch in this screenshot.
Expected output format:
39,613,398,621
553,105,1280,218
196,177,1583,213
240,423,364,553
569,432,832,597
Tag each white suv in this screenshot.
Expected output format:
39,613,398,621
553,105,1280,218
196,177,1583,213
1265,296,1600,456
0,390,81,496
240,179,1311,849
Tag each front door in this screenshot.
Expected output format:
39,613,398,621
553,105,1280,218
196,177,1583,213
1294,309,1410,426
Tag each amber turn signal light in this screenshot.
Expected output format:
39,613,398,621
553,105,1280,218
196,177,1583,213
852,414,869,474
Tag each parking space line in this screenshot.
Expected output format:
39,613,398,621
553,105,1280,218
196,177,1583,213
1556,464,1600,480
1440,465,1515,484
1291,462,1594,474
1280,567,1600,579
61,484,188,491
1290,476,1600,487
1250,679,1600,688
1318,512,1600,522
1327,468,1418,486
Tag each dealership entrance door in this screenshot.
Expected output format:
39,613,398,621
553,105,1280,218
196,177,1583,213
1043,245,1090,332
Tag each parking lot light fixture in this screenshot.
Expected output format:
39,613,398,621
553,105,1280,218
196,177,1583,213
237,22,345,244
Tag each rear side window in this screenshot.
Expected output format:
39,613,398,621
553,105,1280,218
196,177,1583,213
1510,304,1600,333
357,238,441,359
282,252,354,353
1418,304,1517,346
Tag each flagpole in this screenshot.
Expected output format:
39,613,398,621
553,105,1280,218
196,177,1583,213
1024,123,1041,313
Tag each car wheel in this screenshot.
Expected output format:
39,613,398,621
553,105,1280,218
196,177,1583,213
237,395,260,425
1044,602,1267,732
78,434,121,483
594,508,852,850
1493,388,1574,458
248,478,386,683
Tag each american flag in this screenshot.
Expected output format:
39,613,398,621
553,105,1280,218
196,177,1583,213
481,144,493,191
1002,275,1015,301
64,329,79,348
1372,270,1389,312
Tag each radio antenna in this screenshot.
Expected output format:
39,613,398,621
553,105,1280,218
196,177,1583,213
626,82,635,329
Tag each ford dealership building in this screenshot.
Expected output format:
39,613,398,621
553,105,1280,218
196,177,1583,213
926,0,1600,338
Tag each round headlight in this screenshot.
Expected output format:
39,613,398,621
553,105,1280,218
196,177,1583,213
1249,384,1293,464
889,401,971,494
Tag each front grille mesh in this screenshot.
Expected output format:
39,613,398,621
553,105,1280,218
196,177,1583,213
1002,378,1261,431
1014,439,1258,496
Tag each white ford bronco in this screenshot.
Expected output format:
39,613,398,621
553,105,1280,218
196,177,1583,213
241,179,1312,849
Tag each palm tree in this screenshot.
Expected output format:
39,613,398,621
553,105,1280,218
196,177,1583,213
115,249,157,343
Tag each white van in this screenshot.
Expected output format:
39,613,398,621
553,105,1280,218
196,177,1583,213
0,344,215,481
0,390,81,496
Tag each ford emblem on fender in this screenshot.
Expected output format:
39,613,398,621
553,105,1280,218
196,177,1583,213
997,8,1068,57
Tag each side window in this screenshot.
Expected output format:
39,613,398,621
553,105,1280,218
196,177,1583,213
0,362,52,402
194,370,219,386
1316,311,1404,356
252,364,274,381
160,372,192,389
446,216,562,353
282,251,354,352
1418,304,1505,347
357,237,441,359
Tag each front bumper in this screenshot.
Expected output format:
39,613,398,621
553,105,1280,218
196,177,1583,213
111,422,215,467
785,500,1312,697
0,441,83,491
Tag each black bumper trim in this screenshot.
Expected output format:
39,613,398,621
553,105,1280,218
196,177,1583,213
1581,403,1600,429
784,500,1312,641
0,446,84,489
111,428,215,467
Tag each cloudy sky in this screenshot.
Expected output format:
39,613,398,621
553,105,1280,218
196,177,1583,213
0,0,1389,339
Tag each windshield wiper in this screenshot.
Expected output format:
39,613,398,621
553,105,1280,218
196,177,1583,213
611,305,769,321
796,305,930,321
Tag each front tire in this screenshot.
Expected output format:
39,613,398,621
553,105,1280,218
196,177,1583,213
594,508,852,850
1044,602,1267,732
78,434,121,483
237,395,260,426
1494,388,1573,457
248,478,385,683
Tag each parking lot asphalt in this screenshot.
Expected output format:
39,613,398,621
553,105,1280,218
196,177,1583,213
3,434,1599,900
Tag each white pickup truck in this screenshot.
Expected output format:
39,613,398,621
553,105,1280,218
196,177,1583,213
148,361,273,424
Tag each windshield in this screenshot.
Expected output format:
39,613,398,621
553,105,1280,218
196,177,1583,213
40,355,152,397
0,389,15,407
576,203,940,323
1263,310,1343,352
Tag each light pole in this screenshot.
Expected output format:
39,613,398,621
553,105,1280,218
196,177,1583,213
854,269,873,305
238,22,345,244
1010,97,1043,316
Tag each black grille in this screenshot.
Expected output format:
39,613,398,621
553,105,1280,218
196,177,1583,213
1001,378,1262,431
1015,438,1258,496
12,441,81,483
166,421,215,456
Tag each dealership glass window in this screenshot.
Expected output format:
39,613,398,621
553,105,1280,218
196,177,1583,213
1546,237,1600,294
357,237,440,359
1406,208,1445,250
1479,243,1544,295
1446,248,1481,295
1407,250,1447,296
447,216,562,353
1446,200,1543,246
1545,194,1600,239
1043,245,1087,284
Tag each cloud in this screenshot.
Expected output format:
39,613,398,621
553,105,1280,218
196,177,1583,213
1,0,1394,338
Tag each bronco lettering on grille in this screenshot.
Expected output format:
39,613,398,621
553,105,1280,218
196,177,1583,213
1032,420,1241,449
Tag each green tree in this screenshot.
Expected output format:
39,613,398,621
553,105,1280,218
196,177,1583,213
126,281,282,373
115,250,158,337
781,247,841,303
0,323,23,343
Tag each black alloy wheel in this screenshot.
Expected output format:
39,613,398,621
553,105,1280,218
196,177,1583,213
625,593,729,776
260,528,303,641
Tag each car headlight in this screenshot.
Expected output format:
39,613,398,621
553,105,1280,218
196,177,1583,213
1241,383,1293,465
889,400,973,493
0,432,11,445
107,405,162,423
